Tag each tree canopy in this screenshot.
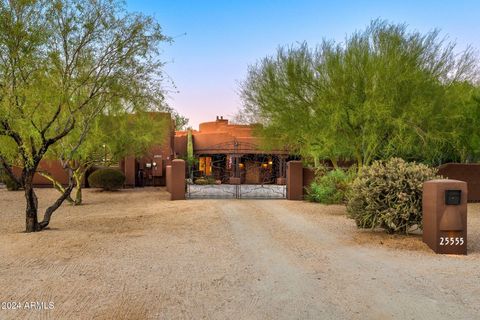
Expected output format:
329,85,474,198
238,20,480,168
0,0,170,231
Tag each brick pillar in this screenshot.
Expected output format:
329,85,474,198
171,159,186,200
124,156,136,188
287,160,303,200
166,165,172,193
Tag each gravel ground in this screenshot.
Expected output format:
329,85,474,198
0,188,479,319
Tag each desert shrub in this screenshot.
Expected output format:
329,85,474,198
4,175,21,191
194,176,217,185
194,177,208,185
88,168,125,191
0,168,21,191
306,168,354,204
346,158,439,234
206,176,216,184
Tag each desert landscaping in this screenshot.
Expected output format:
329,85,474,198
1,187,480,319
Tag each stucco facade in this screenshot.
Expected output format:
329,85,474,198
20,113,296,187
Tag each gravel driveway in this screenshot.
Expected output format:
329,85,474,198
1,188,479,319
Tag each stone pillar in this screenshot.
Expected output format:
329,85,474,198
287,160,303,200
171,159,185,200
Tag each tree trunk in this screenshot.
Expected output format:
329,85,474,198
72,169,84,205
23,172,39,232
313,155,320,168
38,171,75,204
73,184,82,205
331,158,339,170
38,173,75,229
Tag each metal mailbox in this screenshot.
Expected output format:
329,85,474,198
423,180,467,255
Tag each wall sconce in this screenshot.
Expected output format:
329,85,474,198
239,163,244,169
268,160,273,165
262,163,268,168
152,162,157,167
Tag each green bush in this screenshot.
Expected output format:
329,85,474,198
0,169,21,191
5,175,21,191
306,168,354,204
88,168,125,191
194,177,208,185
346,158,439,234
206,176,217,184
194,176,217,185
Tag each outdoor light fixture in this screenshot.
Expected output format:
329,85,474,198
239,163,244,169
262,163,268,168
152,162,157,167
268,160,273,165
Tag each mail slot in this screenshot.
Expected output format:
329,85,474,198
445,190,461,205
423,180,467,255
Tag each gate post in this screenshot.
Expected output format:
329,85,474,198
287,160,303,200
171,159,186,200
166,165,172,193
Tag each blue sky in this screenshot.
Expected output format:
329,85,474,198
126,0,480,129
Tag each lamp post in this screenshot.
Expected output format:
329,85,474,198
102,144,106,165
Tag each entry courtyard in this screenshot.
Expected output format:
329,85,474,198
1,187,479,319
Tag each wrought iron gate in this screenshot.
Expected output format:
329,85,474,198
186,183,286,199
185,140,291,200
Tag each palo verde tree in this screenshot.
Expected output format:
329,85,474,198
41,111,169,205
0,0,170,232
238,20,480,169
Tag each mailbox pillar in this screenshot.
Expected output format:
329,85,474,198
423,179,467,255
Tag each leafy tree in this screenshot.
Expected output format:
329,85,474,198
238,20,480,169
40,111,169,205
171,111,189,131
0,0,169,232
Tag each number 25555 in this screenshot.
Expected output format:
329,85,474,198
439,237,464,246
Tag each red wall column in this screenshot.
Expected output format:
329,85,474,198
166,165,172,193
124,156,136,188
171,159,185,200
287,160,303,200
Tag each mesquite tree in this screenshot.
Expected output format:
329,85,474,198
0,0,169,232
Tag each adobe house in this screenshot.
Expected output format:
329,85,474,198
13,113,296,188
121,112,175,187
174,116,295,185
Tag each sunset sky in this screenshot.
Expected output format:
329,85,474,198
126,0,480,129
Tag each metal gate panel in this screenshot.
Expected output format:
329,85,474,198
238,184,286,199
186,184,286,199
187,184,237,199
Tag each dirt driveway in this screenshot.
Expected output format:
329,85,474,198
1,188,480,319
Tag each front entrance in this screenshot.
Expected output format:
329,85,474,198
187,153,289,199
245,160,261,184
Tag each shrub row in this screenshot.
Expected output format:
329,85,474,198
307,158,439,235
88,168,125,191
306,168,354,204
